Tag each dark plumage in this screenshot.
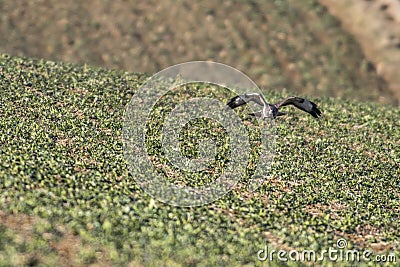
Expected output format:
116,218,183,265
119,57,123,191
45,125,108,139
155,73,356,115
227,93,322,119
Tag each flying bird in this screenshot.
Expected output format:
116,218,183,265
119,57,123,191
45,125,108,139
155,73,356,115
227,93,322,119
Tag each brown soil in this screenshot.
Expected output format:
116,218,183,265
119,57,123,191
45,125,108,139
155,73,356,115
320,0,400,105
0,0,399,105
0,210,113,266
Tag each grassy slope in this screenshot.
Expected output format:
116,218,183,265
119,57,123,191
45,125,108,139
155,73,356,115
0,0,397,105
0,53,399,266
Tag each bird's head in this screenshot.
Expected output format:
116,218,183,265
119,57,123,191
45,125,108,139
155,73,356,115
267,105,279,118
267,105,286,119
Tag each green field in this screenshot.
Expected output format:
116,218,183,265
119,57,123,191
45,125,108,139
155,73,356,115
1,0,398,106
0,53,399,266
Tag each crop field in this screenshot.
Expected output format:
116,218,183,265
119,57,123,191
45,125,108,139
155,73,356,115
1,0,398,106
0,53,399,266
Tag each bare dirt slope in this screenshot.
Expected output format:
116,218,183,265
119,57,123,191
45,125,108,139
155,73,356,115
320,0,400,105
0,0,398,105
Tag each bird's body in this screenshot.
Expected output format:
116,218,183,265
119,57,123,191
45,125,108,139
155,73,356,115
227,93,322,119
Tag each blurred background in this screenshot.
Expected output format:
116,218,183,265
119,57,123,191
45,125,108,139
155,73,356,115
1,0,399,105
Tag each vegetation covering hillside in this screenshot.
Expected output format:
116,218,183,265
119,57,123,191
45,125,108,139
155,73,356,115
0,54,399,266
0,0,398,105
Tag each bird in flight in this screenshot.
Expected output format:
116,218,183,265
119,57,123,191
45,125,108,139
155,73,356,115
227,93,322,119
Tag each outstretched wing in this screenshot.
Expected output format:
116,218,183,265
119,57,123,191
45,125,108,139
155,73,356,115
227,93,267,109
275,96,322,119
